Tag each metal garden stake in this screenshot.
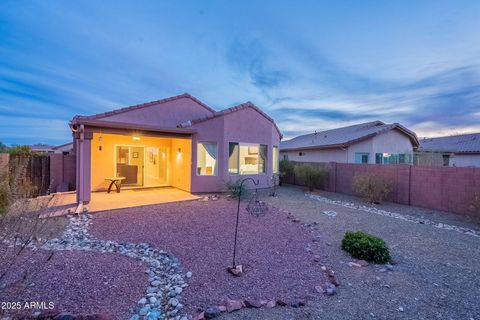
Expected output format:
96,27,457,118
229,177,269,276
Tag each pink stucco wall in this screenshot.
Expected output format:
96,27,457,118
284,161,480,217
73,96,282,203
190,107,281,193
97,97,213,128
50,154,76,192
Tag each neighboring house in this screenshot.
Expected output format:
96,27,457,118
52,142,74,155
417,133,480,167
70,93,282,204
30,144,55,153
280,121,419,164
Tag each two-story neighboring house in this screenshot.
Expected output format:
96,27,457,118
280,121,419,164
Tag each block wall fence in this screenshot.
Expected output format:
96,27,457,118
282,161,480,216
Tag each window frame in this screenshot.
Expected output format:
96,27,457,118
196,141,218,177
228,142,268,175
272,146,279,173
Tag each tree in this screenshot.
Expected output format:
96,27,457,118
0,142,8,153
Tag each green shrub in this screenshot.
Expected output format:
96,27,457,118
352,173,390,204
225,179,251,199
294,165,328,191
0,174,9,215
7,145,31,156
279,159,294,185
342,231,390,263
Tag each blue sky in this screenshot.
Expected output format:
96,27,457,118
1,0,480,145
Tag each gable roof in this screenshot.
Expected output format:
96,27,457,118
177,101,283,139
280,121,418,151
72,93,214,122
418,133,480,154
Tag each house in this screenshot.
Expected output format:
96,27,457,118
417,133,480,167
280,121,419,164
70,93,282,205
30,144,55,153
52,142,74,155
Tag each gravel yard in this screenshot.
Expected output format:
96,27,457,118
90,197,327,316
0,248,147,319
2,186,479,320
234,185,480,320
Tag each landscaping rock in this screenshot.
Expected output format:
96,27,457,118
54,313,75,320
276,299,288,306
244,299,262,308
186,271,192,278
348,262,362,268
266,300,276,308
204,306,221,319
227,265,243,276
225,299,243,312
357,260,369,267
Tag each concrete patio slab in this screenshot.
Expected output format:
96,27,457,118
50,187,199,213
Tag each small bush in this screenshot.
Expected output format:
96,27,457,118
7,145,31,156
225,179,251,199
0,174,9,215
469,193,480,217
279,159,294,185
352,173,390,204
342,231,391,263
294,165,328,191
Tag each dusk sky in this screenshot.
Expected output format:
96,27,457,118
1,0,480,145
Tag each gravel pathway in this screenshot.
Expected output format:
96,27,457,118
232,185,480,320
90,198,327,316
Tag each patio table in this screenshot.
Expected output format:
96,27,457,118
105,177,126,193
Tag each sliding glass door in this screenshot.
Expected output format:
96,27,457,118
115,146,144,186
144,147,169,186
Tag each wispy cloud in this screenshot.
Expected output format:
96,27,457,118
1,1,480,144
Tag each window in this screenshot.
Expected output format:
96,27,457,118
197,142,217,176
283,154,289,161
273,146,279,173
259,144,267,173
442,154,450,167
355,152,369,164
228,142,268,174
228,142,239,174
375,153,382,164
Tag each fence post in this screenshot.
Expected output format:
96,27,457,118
408,165,412,206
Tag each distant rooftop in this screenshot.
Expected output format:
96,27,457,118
418,133,480,154
280,121,419,151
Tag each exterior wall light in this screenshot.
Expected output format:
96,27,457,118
133,136,141,141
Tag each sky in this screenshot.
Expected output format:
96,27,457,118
1,0,480,145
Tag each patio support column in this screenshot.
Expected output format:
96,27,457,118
75,125,93,205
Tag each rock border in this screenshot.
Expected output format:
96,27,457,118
307,193,480,238
6,214,190,320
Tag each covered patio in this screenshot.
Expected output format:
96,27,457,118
49,187,199,214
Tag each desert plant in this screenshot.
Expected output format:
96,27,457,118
7,145,31,156
279,159,294,185
225,179,251,199
342,231,391,263
0,174,9,215
294,165,328,191
469,193,480,217
352,173,391,204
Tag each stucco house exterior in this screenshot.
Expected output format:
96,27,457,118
418,133,480,167
280,121,419,164
70,93,282,205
